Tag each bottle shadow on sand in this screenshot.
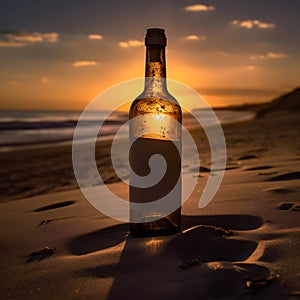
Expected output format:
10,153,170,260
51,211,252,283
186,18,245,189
68,214,285,299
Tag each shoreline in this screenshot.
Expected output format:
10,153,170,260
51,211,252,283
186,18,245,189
0,133,117,154
0,109,255,153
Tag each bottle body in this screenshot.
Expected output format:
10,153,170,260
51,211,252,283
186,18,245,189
129,29,182,237
129,97,182,237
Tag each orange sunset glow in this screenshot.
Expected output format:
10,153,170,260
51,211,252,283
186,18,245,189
0,1,299,111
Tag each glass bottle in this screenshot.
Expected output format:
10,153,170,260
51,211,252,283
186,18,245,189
129,28,182,237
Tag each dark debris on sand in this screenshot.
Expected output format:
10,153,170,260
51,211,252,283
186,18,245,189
27,246,56,257
245,274,281,294
179,257,201,270
26,246,56,263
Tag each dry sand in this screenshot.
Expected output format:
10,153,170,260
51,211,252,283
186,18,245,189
0,109,299,299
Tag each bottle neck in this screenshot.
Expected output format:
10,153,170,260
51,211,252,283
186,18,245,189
144,45,168,96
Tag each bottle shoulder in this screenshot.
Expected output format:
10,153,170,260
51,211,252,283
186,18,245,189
132,88,181,107
129,96,182,121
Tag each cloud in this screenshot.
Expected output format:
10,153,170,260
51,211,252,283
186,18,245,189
250,52,288,60
245,65,256,71
71,60,97,67
267,52,288,58
231,20,275,29
184,4,215,11
0,31,59,47
183,34,206,41
119,39,144,48
88,34,103,40
0,41,25,47
8,32,59,43
40,77,49,83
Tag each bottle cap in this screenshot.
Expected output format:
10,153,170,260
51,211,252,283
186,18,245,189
145,28,167,46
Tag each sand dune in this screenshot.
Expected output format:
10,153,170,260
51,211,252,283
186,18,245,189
256,87,300,117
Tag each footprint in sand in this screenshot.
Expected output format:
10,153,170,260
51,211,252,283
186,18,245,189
267,188,297,194
247,166,273,171
33,200,76,212
190,165,239,175
277,203,300,211
190,166,211,173
165,225,258,262
214,165,239,171
207,262,274,298
238,154,258,160
245,165,279,175
267,171,300,181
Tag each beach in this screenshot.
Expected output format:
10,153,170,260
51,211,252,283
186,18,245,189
0,102,299,299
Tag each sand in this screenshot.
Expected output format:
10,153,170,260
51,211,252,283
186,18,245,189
0,109,299,299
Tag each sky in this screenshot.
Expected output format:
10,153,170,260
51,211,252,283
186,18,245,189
0,0,299,111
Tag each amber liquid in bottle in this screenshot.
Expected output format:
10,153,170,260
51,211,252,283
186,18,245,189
129,28,182,237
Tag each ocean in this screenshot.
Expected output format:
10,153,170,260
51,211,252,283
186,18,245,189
0,109,255,152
